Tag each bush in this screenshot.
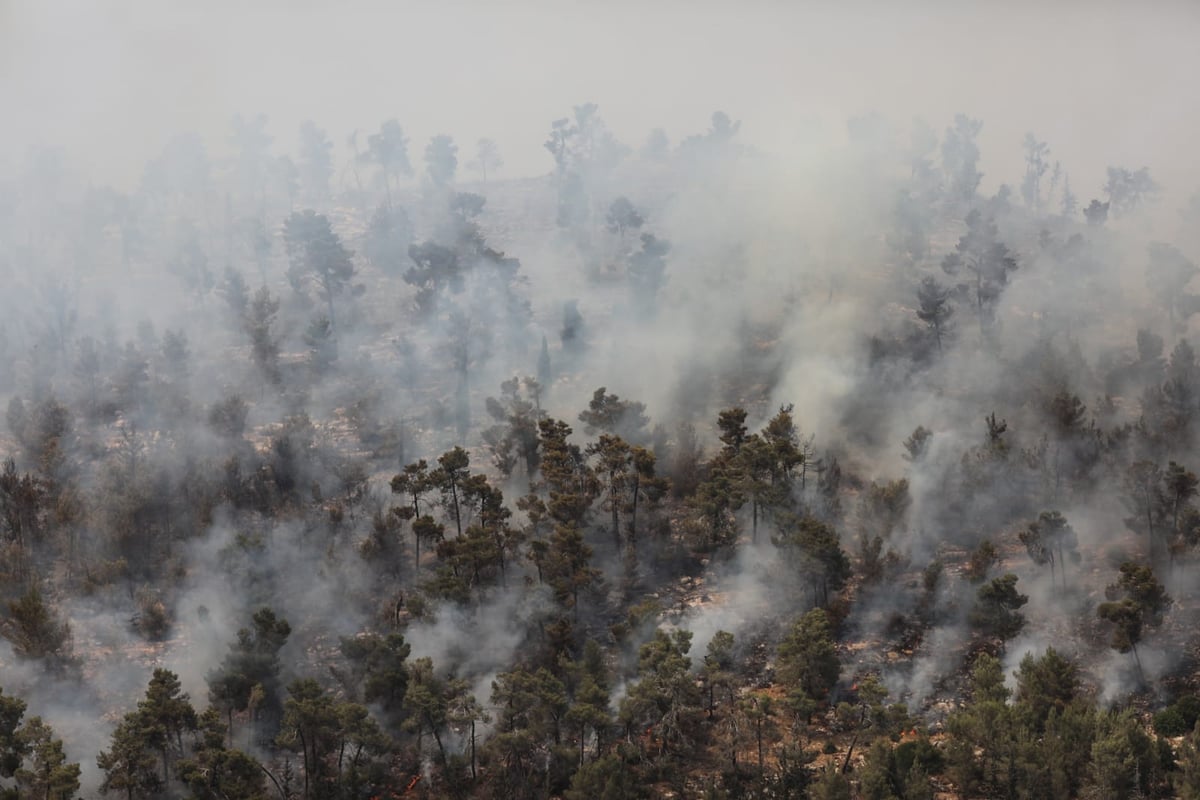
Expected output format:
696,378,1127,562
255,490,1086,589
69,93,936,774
895,736,945,776
1155,695,1200,736
134,589,171,641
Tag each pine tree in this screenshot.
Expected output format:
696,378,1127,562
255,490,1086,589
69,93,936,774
969,573,1028,646
176,708,269,800
136,669,197,785
283,210,356,337
15,717,80,800
941,210,1017,336
777,609,840,707
1097,563,1171,682
915,276,953,352
206,608,292,742
97,714,161,799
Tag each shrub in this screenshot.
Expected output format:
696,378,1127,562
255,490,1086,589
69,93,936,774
1155,695,1200,736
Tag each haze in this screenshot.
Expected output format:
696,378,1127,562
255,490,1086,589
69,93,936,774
4,0,1199,204
4,1,1200,798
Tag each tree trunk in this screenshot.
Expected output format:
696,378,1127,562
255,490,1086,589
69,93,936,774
630,478,640,545
611,492,620,550
256,761,289,800
298,729,310,800
976,270,985,337
429,717,448,768
757,721,766,797
1058,543,1066,589
470,719,477,780
841,731,860,774
324,286,338,348
413,528,421,574
752,497,759,544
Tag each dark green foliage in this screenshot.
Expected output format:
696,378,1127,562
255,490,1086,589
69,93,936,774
13,716,81,800
0,686,26,779
1176,722,1200,799
915,276,952,352
606,196,643,237
628,233,670,315
579,386,650,442
902,426,932,462
1014,648,1079,729
1154,695,1200,737
242,286,281,384
808,762,852,800
207,394,248,438
277,678,392,800
893,736,944,779
565,753,645,799
941,209,1017,335
177,709,268,800
619,629,703,758
7,395,71,471
538,417,599,529
946,649,1092,800
561,299,585,355
701,630,736,717
858,737,901,800
777,609,840,707
1098,562,1172,679
1018,510,1079,588
963,538,998,582
303,315,337,372
402,657,450,768
12,100,1200,800
206,608,291,738
773,514,850,608
1,585,72,665
1085,709,1164,799
1084,198,1109,225
404,241,459,314
283,209,356,333
0,459,49,581
969,573,1027,644
136,669,198,784
360,119,412,202
97,714,162,799
430,446,470,538
483,377,545,482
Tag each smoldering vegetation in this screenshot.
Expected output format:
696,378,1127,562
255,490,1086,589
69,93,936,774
3,28,1200,800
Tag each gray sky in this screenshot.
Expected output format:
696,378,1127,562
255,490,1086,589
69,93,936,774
3,0,1198,202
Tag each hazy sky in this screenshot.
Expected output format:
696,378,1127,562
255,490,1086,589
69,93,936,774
3,0,1198,202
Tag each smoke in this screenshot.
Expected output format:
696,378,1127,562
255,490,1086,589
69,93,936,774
2,4,1200,793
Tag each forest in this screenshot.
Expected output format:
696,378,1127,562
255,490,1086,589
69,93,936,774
4,7,1200,799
